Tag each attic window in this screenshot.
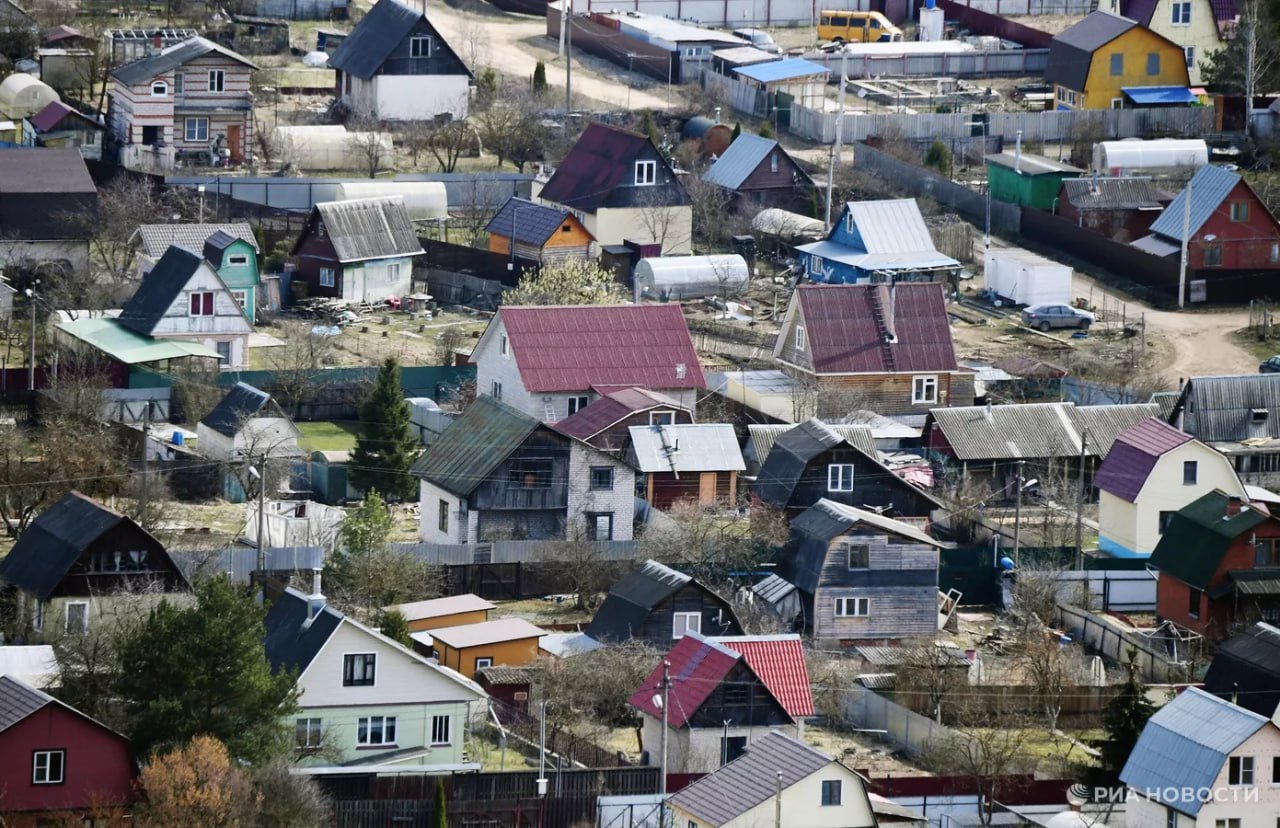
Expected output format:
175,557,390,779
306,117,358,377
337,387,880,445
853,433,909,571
189,292,215,316
635,160,657,186
770,153,779,173
227,254,249,266
410,36,432,58
1253,408,1269,423
561,224,571,233
151,80,168,97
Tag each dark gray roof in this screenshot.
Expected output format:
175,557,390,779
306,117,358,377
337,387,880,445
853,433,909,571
0,674,53,733
586,559,692,641
1150,164,1242,240
263,587,344,676
669,731,840,824
1202,622,1280,717
750,573,796,604
927,403,1159,461
0,492,131,600
484,197,582,247
201,382,272,437
0,147,95,195
1061,177,1168,210
1175,375,1280,442
748,423,877,469
1046,12,1136,92
202,228,241,260
410,395,542,497
314,197,424,263
111,36,256,85
754,419,846,509
328,0,469,80
170,546,324,585
117,245,206,336
703,134,778,190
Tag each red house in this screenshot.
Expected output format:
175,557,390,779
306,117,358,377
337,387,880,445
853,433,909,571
0,675,138,826
1057,177,1170,243
1148,489,1280,640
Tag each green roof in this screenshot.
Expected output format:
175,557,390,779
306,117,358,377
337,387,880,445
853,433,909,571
1149,490,1268,590
57,317,223,364
410,395,542,497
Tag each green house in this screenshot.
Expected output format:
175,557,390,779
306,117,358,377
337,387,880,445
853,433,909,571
202,230,261,324
985,151,1083,211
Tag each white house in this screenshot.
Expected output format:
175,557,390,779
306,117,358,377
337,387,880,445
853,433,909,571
196,382,302,462
328,0,471,121
263,586,487,772
1121,686,1280,828
1094,417,1246,558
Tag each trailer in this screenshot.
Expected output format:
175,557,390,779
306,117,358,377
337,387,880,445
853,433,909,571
983,248,1071,306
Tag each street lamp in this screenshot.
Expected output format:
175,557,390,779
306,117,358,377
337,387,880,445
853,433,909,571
965,117,990,249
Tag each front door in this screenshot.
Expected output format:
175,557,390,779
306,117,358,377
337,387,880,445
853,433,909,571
227,124,242,162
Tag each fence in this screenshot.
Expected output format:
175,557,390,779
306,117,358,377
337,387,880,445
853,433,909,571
391,539,641,565
203,365,475,420
1056,603,1205,683
441,560,640,600
800,48,1049,80
936,0,1053,47
890,684,1115,725
420,238,534,308
703,72,767,118
839,684,967,757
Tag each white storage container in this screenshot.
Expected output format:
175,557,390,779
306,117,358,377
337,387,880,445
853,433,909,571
983,249,1071,306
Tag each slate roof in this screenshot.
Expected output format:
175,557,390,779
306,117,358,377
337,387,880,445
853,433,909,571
1202,622,1280,717
669,731,839,824
329,0,469,80
0,674,54,733
484,197,588,247
712,634,814,717
1150,164,1242,240
111,36,256,85
476,666,533,686
388,594,495,621
1046,12,1137,92
410,395,542,497
0,147,94,195
587,559,737,642
749,573,796,605
538,123,681,212
313,197,423,263
136,223,258,258
1120,686,1268,816
628,632,741,726
554,387,687,441
927,402,1159,461
787,283,958,374
748,423,877,465
1148,490,1269,589
200,382,272,437
1173,374,1280,442
854,644,970,667
1060,177,1168,211
429,618,547,649
1093,417,1194,502
495,305,705,393
627,424,745,473
703,134,780,190
0,492,160,601
117,245,208,336
845,199,941,256
263,587,345,675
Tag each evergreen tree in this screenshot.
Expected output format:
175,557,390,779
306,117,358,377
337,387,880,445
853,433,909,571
924,139,953,176
758,120,774,139
430,775,448,828
1085,652,1155,793
349,357,420,501
374,608,412,648
730,122,742,142
640,110,662,151
532,61,548,95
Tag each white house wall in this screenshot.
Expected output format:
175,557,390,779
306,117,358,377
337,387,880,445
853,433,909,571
373,74,469,121
640,713,800,774
419,479,467,543
568,441,635,541
714,763,875,828
342,256,414,303
590,206,693,255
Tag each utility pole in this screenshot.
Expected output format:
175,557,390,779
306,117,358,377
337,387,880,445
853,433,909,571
823,49,849,232
558,0,567,56
24,288,35,391
1075,429,1088,568
140,402,151,529
1178,174,1192,309
1013,459,1025,564
774,771,783,828
256,454,267,601
539,699,548,788
565,2,573,118
659,659,671,796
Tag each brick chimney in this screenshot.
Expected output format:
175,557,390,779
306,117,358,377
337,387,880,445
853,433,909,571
1226,496,1242,518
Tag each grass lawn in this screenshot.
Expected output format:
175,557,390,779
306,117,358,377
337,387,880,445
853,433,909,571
297,420,361,453
1229,327,1278,366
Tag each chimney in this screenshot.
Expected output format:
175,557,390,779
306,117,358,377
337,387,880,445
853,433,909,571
304,569,325,624
151,33,162,54
1014,130,1023,174
1226,497,1243,518
985,399,993,420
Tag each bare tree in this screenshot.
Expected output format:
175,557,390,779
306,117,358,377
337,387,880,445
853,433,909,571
921,699,1037,825
634,186,692,254
1016,627,1085,733
531,640,659,754
347,120,392,178
426,118,477,174
897,640,968,722
638,501,788,594
262,320,338,418
536,531,618,612
685,176,744,250
399,121,435,168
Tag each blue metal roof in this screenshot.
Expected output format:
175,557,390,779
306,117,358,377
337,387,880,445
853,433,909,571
735,58,829,84
703,134,777,189
1150,163,1241,240
1122,86,1197,105
1120,687,1267,815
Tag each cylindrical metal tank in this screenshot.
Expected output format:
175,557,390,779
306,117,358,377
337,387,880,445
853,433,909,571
335,181,448,221
634,254,749,301
1092,139,1208,175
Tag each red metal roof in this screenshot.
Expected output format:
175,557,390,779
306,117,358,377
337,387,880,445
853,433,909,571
628,635,739,728
716,635,814,718
501,305,706,393
795,283,958,374
538,123,650,212
1094,417,1194,503
553,387,684,440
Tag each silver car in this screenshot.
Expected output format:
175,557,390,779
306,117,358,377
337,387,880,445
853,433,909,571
1021,303,1096,331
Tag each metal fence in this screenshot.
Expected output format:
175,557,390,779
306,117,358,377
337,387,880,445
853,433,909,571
943,0,1094,14
1056,603,1205,683
800,48,1049,80
936,0,1054,47
389,539,641,565
839,684,968,757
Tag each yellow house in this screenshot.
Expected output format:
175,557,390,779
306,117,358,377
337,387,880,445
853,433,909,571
418,618,547,679
1103,0,1238,85
386,594,495,633
1047,11,1192,109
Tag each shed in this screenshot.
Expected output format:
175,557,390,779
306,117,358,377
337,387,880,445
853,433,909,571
335,181,447,222
424,618,548,678
0,73,58,119
985,152,1082,210
982,248,1072,306
627,423,745,508
386,594,495,632
634,254,749,301
586,559,742,646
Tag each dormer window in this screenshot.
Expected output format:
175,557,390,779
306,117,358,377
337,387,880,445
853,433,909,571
151,81,168,97
410,36,432,57
635,160,657,186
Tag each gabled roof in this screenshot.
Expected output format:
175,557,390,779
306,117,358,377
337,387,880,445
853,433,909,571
703,134,784,190
783,283,958,374
409,395,542,497
29,100,100,133
844,199,940,255
1151,164,1243,240
1046,12,1137,92
1060,177,1169,211
539,123,676,212
136,223,258,258
493,305,705,393
1120,687,1269,816
0,492,171,600
118,245,242,337
484,197,589,247
587,559,737,642
927,402,1160,461
312,197,424,263
329,0,470,80
985,152,1082,176
712,635,814,717
669,731,841,825
429,618,547,649
200,382,273,437
111,36,256,85
203,228,246,260
748,423,877,465
628,632,741,726
1120,0,1157,25
1174,374,1280,442
1149,490,1269,589
627,424,745,473
1093,417,1195,502
554,387,687,441
0,147,95,195
1203,622,1280,717
387,594,495,622
0,673,53,732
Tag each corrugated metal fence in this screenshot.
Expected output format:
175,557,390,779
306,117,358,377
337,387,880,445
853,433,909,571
390,539,642,565
800,48,1050,80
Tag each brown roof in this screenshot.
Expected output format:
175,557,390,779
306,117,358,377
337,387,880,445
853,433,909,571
554,387,687,440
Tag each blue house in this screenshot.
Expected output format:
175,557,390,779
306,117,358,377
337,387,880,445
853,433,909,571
795,199,960,285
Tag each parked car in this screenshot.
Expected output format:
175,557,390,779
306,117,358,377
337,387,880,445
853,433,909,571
731,28,782,53
1021,304,1095,331
1260,356,1280,373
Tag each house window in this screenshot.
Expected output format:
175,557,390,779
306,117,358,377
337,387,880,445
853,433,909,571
635,160,657,186
1204,244,1223,266
356,716,396,746
795,325,806,351
1215,820,1241,828
1183,460,1198,485
296,718,323,750
431,714,451,745
845,543,869,569
216,341,231,365
568,395,590,416
474,657,492,670
590,467,614,491
411,35,433,57
175,73,184,94
1110,53,1123,75
230,290,248,310
343,653,376,686
650,410,675,425
500,334,509,357
151,80,167,96
770,153,779,173
587,512,614,541
1272,242,1279,262
65,601,88,635
1257,538,1280,566
1172,1,1191,23
1159,511,1176,533
184,117,209,142
319,267,335,287
227,254,249,266
1111,97,1125,110
1167,808,1178,828
32,750,64,785
1272,756,1280,783
1184,46,1195,68
1188,587,1202,619
438,499,449,534
508,459,552,489
912,375,939,404
809,255,825,276
491,381,502,401
821,779,842,806
383,263,401,283
828,464,854,492
1229,755,1255,785
673,611,701,638
721,735,747,764
189,292,215,316
835,597,869,617
1147,52,1160,75
208,69,225,92
1231,202,1250,222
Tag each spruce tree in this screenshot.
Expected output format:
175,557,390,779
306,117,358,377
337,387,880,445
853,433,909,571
349,357,420,501
430,776,447,828
730,122,742,142
1085,652,1155,793
532,61,548,95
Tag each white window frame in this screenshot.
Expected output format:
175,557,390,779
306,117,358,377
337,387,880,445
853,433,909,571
319,267,335,288
208,69,225,92
65,600,89,635
32,750,64,785
343,652,377,687
411,36,432,58
912,375,939,404
387,262,402,282
184,117,209,142
635,159,657,186
568,395,590,416
673,611,701,638
491,381,503,401
473,657,492,670
189,291,215,317
1172,1,1191,24
1184,45,1196,68
834,597,869,617
150,80,168,97
650,410,675,425
827,463,854,492
356,715,397,746
431,714,452,745
296,717,323,750
808,255,824,276
230,289,248,310
795,324,806,351
1229,755,1255,786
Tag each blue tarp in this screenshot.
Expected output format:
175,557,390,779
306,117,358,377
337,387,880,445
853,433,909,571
1121,86,1197,105
735,58,829,84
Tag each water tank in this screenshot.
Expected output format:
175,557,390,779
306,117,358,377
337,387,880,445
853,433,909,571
1093,139,1208,175
634,254,749,301
336,181,448,221
919,6,945,41
0,73,59,119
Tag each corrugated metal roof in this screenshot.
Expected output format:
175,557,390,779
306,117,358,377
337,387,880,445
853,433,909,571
554,387,687,441
0,675,53,733
1046,12,1136,92
628,424,745,473
29,100,98,133
985,152,1082,175
854,644,969,666
201,382,272,437
56,317,223,364
1203,622,1280,717
703,134,778,190
810,499,941,547
1120,0,1157,25
111,36,256,85
170,546,324,584
750,573,796,604
1120,687,1267,815
846,199,936,255
484,197,588,247
748,423,877,464
713,634,815,717
136,222,258,258
315,196,423,263
538,123,656,212
1178,375,1280,442
628,632,740,727
1132,233,1181,257
1093,417,1193,502
1061,177,1168,211
429,618,547,649
387,594,495,621
1123,86,1197,105
1150,164,1242,240
735,57,829,84
409,395,542,497
669,731,836,824
1149,491,1268,589
1209,0,1239,23
928,402,1158,461
1228,570,1280,595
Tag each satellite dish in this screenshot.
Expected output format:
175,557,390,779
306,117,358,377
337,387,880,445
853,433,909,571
651,694,663,710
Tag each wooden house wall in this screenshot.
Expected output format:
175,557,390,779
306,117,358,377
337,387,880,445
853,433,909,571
471,433,570,511
686,661,792,728
1190,181,1280,271
53,522,182,597
810,372,974,417
813,530,939,641
791,446,935,518
375,18,469,78
638,584,740,646
775,300,814,373
291,215,344,299
589,409,694,453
